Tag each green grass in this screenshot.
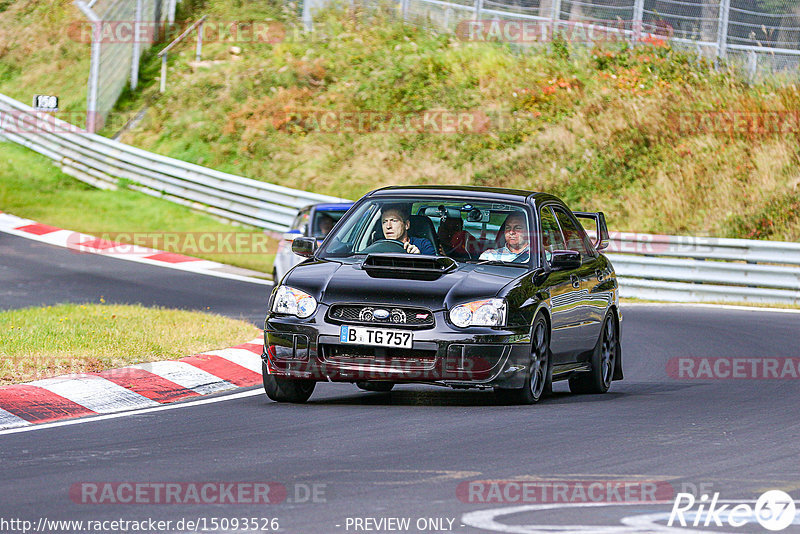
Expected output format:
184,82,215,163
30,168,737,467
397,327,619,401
0,143,276,273
0,303,261,385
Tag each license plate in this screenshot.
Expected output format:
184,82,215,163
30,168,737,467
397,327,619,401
340,325,413,349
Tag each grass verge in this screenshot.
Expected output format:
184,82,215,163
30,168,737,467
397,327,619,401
0,142,276,273
0,303,261,385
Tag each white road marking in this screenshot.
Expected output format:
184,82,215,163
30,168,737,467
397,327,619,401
623,302,800,314
29,375,160,413
129,361,235,395
0,408,30,429
462,500,800,534
0,389,264,436
202,348,262,374
462,502,657,533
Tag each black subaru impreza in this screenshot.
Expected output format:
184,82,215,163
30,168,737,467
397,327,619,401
263,186,622,404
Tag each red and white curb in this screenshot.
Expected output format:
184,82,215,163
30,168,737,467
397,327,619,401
0,211,271,285
0,337,265,430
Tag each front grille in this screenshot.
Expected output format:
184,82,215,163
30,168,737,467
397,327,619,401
321,344,437,368
327,304,435,328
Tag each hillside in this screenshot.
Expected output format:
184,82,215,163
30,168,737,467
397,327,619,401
1,0,799,240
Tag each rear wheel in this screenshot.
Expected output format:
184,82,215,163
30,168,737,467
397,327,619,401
569,313,617,394
495,314,551,405
262,362,315,403
356,381,394,392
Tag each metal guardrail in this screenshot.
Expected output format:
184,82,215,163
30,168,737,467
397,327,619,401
1,92,799,304
0,93,345,232
606,234,800,305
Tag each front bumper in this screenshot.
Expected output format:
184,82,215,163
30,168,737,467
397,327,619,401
263,308,532,389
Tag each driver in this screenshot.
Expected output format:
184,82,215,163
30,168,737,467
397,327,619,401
479,212,530,262
381,206,436,255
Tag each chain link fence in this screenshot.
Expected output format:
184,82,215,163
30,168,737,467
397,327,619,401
75,0,177,133
316,0,800,80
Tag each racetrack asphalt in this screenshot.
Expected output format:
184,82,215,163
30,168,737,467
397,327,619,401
1,232,799,533
0,232,268,325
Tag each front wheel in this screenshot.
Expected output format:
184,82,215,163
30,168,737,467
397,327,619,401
495,314,551,405
262,363,315,403
569,313,617,394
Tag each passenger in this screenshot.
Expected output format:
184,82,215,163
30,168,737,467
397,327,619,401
381,206,436,255
479,213,530,262
437,216,473,258
317,214,334,237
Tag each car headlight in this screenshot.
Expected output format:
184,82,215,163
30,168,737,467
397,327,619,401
449,298,507,328
272,286,317,318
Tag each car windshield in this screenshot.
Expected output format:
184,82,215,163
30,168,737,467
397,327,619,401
317,197,535,266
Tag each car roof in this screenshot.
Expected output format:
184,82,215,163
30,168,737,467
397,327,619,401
311,203,354,210
367,185,559,204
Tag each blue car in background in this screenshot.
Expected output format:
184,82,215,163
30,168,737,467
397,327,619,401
273,203,354,283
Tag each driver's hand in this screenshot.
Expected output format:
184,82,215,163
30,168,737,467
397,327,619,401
404,241,420,254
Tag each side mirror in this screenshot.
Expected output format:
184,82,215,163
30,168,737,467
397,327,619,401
550,250,581,271
292,237,318,258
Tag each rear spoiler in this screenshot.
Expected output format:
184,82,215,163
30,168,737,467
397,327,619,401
573,211,610,251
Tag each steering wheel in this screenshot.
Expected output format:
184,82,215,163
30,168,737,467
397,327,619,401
362,239,407,253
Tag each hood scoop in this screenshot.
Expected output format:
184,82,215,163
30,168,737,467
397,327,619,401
362,254,457,280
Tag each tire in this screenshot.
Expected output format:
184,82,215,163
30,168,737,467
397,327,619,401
356,381,394,392
262,362,315,403
569,312,618,394
495,314,551,405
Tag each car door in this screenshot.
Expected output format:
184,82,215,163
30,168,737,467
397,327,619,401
538,205,584,363
551,206,604,351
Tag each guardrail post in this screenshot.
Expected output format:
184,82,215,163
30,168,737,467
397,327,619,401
302,0,314,32
716,0,730,59
474,0,484,21
401,0,410,21
551,0,562,35
632,0,644,44
747,50,757,80
74,1,102,133
131,0,144,90
160,54,168,93
196,20,204,61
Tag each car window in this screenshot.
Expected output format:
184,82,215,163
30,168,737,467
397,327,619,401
312,210,346,238
318,198,534,265
539,206,566,263
552,207,591,257
292,209,310,236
